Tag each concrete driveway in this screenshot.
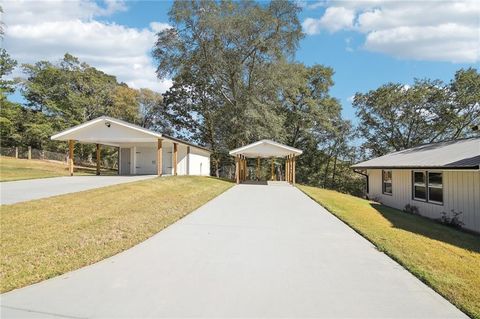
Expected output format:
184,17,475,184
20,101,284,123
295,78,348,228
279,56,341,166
0,175,155,205
0,184,466,318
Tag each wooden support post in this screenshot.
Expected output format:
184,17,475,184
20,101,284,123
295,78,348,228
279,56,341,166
270,157,274,181
243,157,247,181
292,155,296,186
28,146,32,160
286,155,289,183
157,139,163,176
256,157,260,180
96,144,101,175
68,140,74,176
173,142,178,175
117,147,120,175
15,147,18,159
235,156,240,184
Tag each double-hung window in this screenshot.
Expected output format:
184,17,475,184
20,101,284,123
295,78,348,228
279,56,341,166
413,171,427,200
382,170,392,195
412,171,443,204
428,172,443,204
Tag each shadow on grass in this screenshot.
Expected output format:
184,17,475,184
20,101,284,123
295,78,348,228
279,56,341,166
370,203,480,254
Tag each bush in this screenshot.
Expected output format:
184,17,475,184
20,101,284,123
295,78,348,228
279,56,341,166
403,204,419,215
439,210,464,229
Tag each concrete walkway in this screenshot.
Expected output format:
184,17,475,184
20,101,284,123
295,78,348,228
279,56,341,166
1,185,466,318
0,175,155,205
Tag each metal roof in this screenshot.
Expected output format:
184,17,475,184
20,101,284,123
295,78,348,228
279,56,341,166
229,140,302,158
352,137,480,170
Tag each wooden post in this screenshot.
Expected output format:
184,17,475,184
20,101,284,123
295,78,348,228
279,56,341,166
285,155,289,183
256,157,260,180
292,155,296,186
173,142,178,175
157,139,163,176
15,147,18,159
235,156,240,184
270,157,274,181
117,147,120,175
96,144,101,176
68,140,74,176
28,146,32,160
243,157,247,181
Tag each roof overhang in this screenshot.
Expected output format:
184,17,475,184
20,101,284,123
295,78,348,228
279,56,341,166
229,140,302,158
51,116,211,153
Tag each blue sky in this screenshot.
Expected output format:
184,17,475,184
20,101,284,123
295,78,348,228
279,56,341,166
3,0,479,124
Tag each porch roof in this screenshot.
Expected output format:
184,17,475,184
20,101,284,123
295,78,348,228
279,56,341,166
229,140,302,158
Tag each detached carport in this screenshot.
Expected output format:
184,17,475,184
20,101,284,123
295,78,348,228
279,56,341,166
51,116,211,176
229,140,302,185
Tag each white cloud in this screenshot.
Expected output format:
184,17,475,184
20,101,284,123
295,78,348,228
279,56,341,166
303,7,354,34
302,0,480,63
1,0,172,92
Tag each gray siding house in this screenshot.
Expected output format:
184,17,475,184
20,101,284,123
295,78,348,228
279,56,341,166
352,137,480,233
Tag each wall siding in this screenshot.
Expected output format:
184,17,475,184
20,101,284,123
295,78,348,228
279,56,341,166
367,169,480,233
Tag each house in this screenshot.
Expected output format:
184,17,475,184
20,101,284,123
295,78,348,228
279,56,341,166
352,137,480,233
51,116,211,176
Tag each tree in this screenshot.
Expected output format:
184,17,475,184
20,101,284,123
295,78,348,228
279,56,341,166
154,0,303,149
137,88,165,130
0,49,17,98
110,85,140,124
353,69,480,158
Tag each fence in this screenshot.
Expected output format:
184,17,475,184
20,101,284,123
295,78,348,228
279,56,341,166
0,146,118,169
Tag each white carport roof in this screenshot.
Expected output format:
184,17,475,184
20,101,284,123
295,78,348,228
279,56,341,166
229,140,302,158
51,116,211,152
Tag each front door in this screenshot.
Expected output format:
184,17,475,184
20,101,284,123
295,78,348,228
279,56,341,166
120,148,131,175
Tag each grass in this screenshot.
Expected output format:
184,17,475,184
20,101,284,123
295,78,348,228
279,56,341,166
298,185,480,319
0,156,117,181
0,176,233,293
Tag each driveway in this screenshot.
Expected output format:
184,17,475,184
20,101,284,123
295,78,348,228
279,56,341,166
0,184,466,318
0,175,155,205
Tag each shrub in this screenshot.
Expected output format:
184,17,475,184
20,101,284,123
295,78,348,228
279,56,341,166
403,204,419,215
439,210,464,229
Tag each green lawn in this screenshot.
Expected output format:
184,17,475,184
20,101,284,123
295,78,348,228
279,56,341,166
0,156,117,182
298,185,480,319
0,176,233,293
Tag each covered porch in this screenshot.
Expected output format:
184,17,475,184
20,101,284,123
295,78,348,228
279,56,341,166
229,140,302,185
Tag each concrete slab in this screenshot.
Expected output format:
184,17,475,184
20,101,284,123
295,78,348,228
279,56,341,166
0,175,156,205
0,184,467,318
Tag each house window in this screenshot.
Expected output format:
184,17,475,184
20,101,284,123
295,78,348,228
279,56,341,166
382,170,392,195
428,172,443,204
413,171,427,200
411,171,443,205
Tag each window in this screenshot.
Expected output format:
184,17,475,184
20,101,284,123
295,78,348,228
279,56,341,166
428,172,443,204
411,171,443,205
382,170,392,195
413,171,426,200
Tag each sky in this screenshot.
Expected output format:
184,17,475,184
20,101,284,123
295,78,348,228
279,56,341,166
2,0,479,124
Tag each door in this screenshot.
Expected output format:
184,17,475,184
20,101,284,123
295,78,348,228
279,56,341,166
120,148,131,175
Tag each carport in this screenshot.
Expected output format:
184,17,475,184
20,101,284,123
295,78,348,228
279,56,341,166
51,116,211,176
229,140,302,185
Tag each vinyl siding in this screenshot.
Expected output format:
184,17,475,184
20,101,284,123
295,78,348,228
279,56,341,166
367,169,480,233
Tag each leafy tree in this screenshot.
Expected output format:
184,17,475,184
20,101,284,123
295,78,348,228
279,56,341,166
137,88,165,129
0,49,17,97
154,0,303,148
353,69,480,157
110,85,140,124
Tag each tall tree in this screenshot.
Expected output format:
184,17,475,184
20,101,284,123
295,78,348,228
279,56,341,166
0,49,17,98
154,0,303,149
353,69,479,157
